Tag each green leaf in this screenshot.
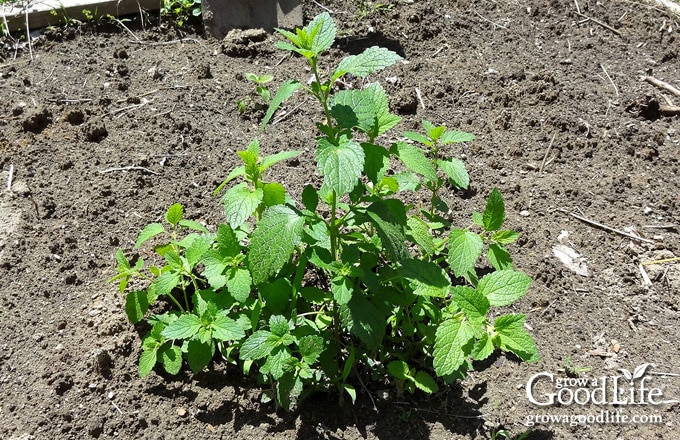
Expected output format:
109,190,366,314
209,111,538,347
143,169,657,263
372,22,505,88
221,182,263,229
153,271,181,296
342,383,357,404
212,314,246,341
269,315,290,337
447,229,484,278
450,286,489,321
333,46,402,79
487,243,513,271
185,235,212,268
433,319,475,377
331,89,376,133
387,360,409,381
139,348,157,377
259,278,292,314
365,200,409,262
261,80,303,130
316,136,364,196
482,188,505,231
471,211,484,227
392,141,437,182
437,158,469,190
213,165,246,196
186,339,214,373
306,11,336,54
365,83,401,136
165,203,184,226
249,205,304,284
493,314,539,362
402,131,432,146
472,333,495,361
407,217,436,256
277,371,304,410
400,258,451,297
301,185,319,212
299,335,324,364
262,182,286,207
263,346,294,380
240,330,274,360
477,270,531,306
201,253,227,290
159,344,183,375
135,222,165,248
260,150,302,170
217,223,240,256
491,229,520,244
440,130,475,144
331,276,353,305
414,370,439,394
178,219,209,233
125,290,149,324
225,267,252,303
362,142,391,184
162,314,202,339
343,297,385,351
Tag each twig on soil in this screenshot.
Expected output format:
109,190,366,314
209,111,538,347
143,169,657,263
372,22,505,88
641,256,680,266
600,64,619,97
415,87,426,110
130,38,205,48
110,400,124,415
23,5,33,62
430,45,448,58
113,18,142,43
539,133,556,173
642,224,678,230
311,0,333,13
575,10,622,36
6,164,13,191
574,0,581,13
558,208,655,244
35,66,56,85
355,372,378,412
642,75,680,97
98,166,159,175
639,264,652,286
47,97,93,103
474,12,507,30
272,101,306,125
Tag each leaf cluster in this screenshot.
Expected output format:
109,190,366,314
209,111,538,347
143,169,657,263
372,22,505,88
111,12,538,410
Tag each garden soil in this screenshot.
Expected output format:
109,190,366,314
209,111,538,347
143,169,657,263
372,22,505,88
1,0,679,438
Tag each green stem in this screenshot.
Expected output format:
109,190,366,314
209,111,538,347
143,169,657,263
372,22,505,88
329,190,339,260
167,293,185,313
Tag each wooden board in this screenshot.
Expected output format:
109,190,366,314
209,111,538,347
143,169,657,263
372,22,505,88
2,0,159,32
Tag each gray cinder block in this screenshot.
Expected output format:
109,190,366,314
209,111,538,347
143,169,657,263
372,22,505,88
202,0,302,39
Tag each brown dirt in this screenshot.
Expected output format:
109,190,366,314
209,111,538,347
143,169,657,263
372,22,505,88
1,0,679,438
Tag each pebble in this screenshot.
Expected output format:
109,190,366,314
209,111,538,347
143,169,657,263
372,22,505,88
520,210,530,217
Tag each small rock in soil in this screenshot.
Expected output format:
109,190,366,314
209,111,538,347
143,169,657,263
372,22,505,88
22,108,52,133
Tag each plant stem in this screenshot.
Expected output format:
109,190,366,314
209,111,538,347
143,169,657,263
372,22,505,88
329,190,339,260
167,293,185,313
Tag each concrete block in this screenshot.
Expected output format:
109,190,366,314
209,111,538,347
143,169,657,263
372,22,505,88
202,0,302,39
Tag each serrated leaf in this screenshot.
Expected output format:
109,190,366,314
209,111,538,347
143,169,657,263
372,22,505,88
362,142,391,184
414,371,439,394
447,229,484,278
400,258,451,297
344,297,385,351
492,229,520,244
159,344,183,375
263,346,293,380
186,339,214,373
331,89,376,133
240,330,274,360
487,243,513,271
437,158,469,189
249,205,304,284
221,182,263,229
185,235,212,268
316,136,364,196
269,315,290,337
225,267,252,303
333,46,402,79
440,130,475,144
213,165,246,196
403,131,432,145
165,203,184,226
125,290,149,324
407,217,436,256
493,314,539,362
262,182,286,207
115,248,130,269
331,276,353,305
478,270,531,306
135,222,165,248
306,11,336,54
472,333,495,361
216,223,240,256
451,285,489,321
433,319,476,377
387,360,410,381
472,212,484,227
277,371,304,411
299,335,324,364
201,252,227,290
162,314,202,340
392,141,437,182
261,80,303,130
139,348,157,377
393,171,420,192
482,188,505,231
212,314,246,341
260,278,292,314
153,271,181,296
365,200,409,262
260,150,302,170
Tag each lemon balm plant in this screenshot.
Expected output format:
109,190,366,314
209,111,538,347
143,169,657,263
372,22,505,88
111,12,538,410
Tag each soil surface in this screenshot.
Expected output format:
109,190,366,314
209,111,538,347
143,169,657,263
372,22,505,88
1,0,679,439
